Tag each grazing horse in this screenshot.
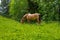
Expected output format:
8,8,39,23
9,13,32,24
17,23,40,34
20,13,41,24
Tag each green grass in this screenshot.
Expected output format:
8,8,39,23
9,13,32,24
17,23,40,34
0,15,60,40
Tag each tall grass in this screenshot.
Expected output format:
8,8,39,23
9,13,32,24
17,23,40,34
0,15,60,40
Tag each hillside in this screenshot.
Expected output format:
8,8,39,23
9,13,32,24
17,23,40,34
0,15,60,40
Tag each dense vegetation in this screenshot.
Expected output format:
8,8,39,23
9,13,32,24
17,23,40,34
9,0,59,21
0,0,59,40
0,15,60,40
9,0,28,21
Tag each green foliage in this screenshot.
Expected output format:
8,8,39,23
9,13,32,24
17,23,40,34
9,0,59,21
9,0,28,21
0,15,60,40
27,0,59,21
38,0,59,21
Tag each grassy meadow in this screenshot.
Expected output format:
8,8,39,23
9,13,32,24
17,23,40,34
0,15,60,40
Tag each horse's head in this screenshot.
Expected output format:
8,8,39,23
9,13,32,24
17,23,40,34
20,18,25,23
20,14,28,23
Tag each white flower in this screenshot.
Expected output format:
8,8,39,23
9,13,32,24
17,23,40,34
0,0,1,5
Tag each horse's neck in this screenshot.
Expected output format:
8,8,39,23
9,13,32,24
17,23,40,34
23,14,28,18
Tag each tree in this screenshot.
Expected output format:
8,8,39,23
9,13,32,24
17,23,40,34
9,0,59,21
9,0,28,21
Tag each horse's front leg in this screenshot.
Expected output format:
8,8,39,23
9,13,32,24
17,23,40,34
27,19,30,23
37,18,40,24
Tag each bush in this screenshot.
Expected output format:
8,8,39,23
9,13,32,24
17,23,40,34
9,0,59,21
9,0,28,21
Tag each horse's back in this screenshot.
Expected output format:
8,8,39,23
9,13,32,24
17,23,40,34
34,13,40,15
26,13,40,20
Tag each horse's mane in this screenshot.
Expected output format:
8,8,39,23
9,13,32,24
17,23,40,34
23,13,31,18
20,14,28,23
23,14,28,18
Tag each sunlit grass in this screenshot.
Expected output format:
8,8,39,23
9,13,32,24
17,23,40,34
0,15,60,40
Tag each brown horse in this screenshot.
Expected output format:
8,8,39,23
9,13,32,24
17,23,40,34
20,13,41,24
